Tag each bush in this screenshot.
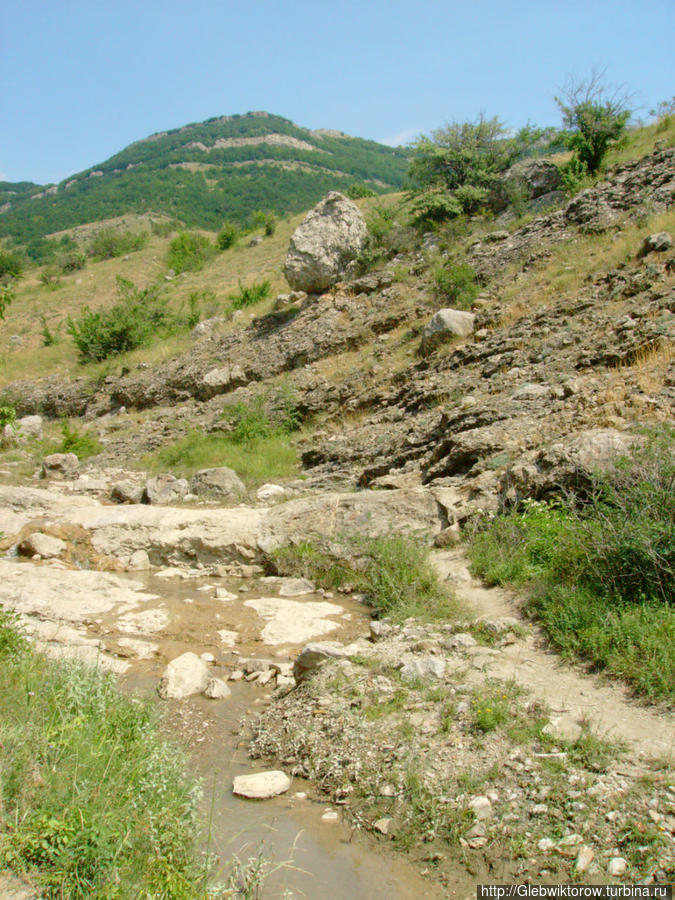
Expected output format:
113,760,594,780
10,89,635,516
39,314,59,346
39,266,61,290
347,183,376,199
0,281,14,319
216,222,239,250
221,386,301,443
556,71,631,174
150,218,177,237
88,227,148,260
58,248,86,273
229,279,271,309
433,262,479,308
0,249,23,280
58,420,103,459
67,276,176,362
167,231,214,274
467,428,675,701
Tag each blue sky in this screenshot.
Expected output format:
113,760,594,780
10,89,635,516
1,0,673,184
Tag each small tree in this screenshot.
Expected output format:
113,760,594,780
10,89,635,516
407,115,519,226
555,71,631,174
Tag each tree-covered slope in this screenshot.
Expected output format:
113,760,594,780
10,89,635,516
0,112,409,242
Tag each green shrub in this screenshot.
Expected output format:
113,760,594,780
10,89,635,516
0,248,23,280
229,279,271,309
167,231,214,274
0,403,16,428
39,314,59,346
67,276,175,362
58,249,86,273
39,266,62,290
347,183,376,199
467,428,675,702
221,386,301,443
150,218,177,237
216,222,239,250
58,420,103,459
433,262,479,308
0,281,14,319
366,204,396,245
88,227,148,260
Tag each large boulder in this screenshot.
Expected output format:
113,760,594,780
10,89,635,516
492,159,563,212
41,453,79,480
143,474,189,505
158,652,209,700
283,192,368,293
190,467,245,501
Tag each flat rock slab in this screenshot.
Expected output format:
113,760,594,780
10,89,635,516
232,770,291,799
244,596,344,645
0,559,155,624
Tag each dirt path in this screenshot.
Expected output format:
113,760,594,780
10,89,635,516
432,548,675,762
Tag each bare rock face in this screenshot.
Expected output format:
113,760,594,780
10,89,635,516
283,192,368,293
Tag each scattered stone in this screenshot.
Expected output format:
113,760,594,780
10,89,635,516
321,809,340,823
400,656,446,682
41,452,79,480
143,474,189,505
215,588,237,601
420,308,476,353
232,770,291,800
469,796,493,821
256,483,287,502
259,576,316,596
575,845,595,873
373,817,392,836
111,480,144,504
608,857,627,877
639,231,672,256
204,678,232,699
18,532,67,559
158,652,209,700
538,838,556,851
446,632,478,650
190,467,245,501
293,641,351,683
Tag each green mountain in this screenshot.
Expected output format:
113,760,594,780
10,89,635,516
0,112,409,243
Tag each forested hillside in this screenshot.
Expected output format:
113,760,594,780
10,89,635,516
0,112,408,242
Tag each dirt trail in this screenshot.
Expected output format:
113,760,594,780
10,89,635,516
433,549,675,762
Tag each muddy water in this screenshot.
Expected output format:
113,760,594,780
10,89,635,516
97,572,452,899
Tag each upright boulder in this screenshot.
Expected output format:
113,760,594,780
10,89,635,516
283,192,368,293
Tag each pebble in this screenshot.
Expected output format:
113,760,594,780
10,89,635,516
538,838,555,851
608,857,627,877
321,810,339,822
469,796,493,820
575,845,594,873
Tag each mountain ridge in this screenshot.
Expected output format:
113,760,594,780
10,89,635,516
0,111,408,243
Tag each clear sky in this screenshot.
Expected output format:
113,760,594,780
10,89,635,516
1,0,673,185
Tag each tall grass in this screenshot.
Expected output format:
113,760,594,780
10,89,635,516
467,428,675,703
0,608,212,898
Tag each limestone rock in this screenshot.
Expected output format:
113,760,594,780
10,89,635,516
400,656,446,682
41,452,79,480
256,483,287,502
198,365,247,399
469,796,493,821
283,192,368,292
204,677,232,699
127,549,150,571
18,532,67,559
158,652,209,700
492,159,563,212
2,414,43,447
232,770,291,799
420,308,476,353
293,641,351,683
607,857,627,877
639,231,672,256
259,576,316,596
575,845,594,873
111,480,144,504
190,467,245,501
143,474,189,505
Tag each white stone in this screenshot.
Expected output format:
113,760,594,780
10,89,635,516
321,810,340,822
575,845,594,873
18,532,67,559
232,770,290,799
469,796,493,821
400,656,446,682
607,857,627,877
259,576,316,596
538,838,555,851
127,549,150,571
215,588,237,601
204,678,232,699
256,483,287,501
158,652,209,700
244,596,343,645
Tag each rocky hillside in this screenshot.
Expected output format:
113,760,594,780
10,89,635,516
0,111,408,242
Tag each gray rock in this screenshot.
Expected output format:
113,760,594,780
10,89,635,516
400,655,446,682
491,160,562,212
190,467,245,500
41,452,79,480
2,414,43,447
158,652,209,700
198,365,247,399
639,231,672,256
607,857,627,877
111,480,144,504
256,483,287,502
204,677,232,699
232,770,290,799
259,576,316,596
421,308,476,353
143,474,189,505
293,641,351,684
284,192,368,292
469,796,493,820
127,549,150,571
18,532,67,559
